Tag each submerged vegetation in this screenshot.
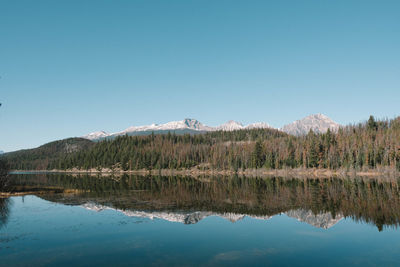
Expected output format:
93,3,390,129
3,116,400,173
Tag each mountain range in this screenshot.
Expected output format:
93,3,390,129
83,114,340,141
82,202,343,229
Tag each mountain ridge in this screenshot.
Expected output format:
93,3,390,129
82,114,340,140
280,114,340,136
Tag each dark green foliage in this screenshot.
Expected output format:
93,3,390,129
252,140,265,168
0,158,8,177
2,138,94,170
0,158,10,191
51,128,287,171
368,115,378,131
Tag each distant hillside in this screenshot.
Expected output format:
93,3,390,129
2,138,94,170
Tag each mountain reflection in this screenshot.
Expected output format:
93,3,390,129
10,174,400,231
81,202,341,229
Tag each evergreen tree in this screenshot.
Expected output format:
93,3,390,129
368,115,378,131
252,140,264,168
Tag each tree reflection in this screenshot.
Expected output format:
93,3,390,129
10,173,400,230
0,198,11,230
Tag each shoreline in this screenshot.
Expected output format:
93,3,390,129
0,187,84,197
10,167,400,179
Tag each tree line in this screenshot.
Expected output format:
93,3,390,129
4,115,400,172
50,116,400,171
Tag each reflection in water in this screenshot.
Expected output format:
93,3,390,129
285,209,343,229
82,202,273,225
10,173,400,231
81,202,341,229
0,198,11,230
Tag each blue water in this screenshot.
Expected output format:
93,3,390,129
1,195,400,266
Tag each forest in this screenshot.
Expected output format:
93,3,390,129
3,116,400,172
3,138,94,170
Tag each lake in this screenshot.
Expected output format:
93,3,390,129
1,173,400,266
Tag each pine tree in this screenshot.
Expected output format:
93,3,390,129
252,140,264,169
368,115,378,131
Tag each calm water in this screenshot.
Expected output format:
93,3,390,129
1,174,400,266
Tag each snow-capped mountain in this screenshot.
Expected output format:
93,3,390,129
216,120,244,131
246,122,272,129
82,118,273,140
112,118,214,137
82,114,340,141
280,114,340,136
83,119,212,140
214,120,272,131
82,203,342,228
82,131,110,141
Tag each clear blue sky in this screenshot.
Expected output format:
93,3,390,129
1,0,399,152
